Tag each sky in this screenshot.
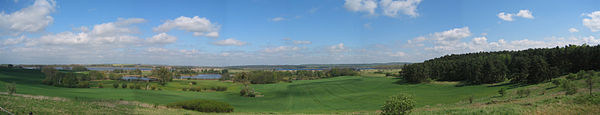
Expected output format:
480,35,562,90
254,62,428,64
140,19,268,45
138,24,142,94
1,0,600,66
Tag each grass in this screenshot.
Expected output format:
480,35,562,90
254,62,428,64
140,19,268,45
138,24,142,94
0,68,509,114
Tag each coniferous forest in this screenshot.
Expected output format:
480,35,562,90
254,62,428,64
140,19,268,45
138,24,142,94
401,44,600,84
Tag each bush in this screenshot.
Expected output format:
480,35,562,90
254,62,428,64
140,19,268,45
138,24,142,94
151,84,157,90
113,83,119,88
380,94,416,115
182,87,188,91
574,93,600,105
190,81,197,85
498,88,506,97
516,89,531,98
552,78,565,87
562,80,577,95
121,83,127,88
7,82,16,95
566,73,578,80
77,81,90,88
98,83,104,88
167,99,234,113
128,83,135,89
211,86,227,91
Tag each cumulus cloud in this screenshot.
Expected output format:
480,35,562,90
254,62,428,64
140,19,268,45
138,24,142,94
516,10,534,19
262,46,300,53
0,0,56,35
329,43,346,52
146,33,177,44
497,12,514,21
2,35,26,45
344,0,378,15
153,16,220,38
91,18,146,36
212,38,247,46
411,27,472,45
498,10,534,21
388,51,406,57
569,28,579,33
583,11,600,32
271,17,286,22
379,0,422,17
293,40,312,45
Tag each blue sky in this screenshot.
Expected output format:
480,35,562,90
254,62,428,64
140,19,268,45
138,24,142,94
1,0,600,66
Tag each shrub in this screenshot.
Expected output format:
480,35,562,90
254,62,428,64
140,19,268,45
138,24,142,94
566,73,578,80
211,86,227,91
98,83,104,88
574,93,600,105
517,89,531,98
380,94,416,115
151,84,157,90
135,83,142,89
552,78,565,88
562,80,577,95
113,83,119,88
190,81,197,85
7,82,16,95
121,83,127,88
182,87,188,91
129,83,135,89
167,99,234,113
498,88,506,97
77,81,90,88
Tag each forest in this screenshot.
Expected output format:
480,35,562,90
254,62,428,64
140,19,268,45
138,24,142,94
401,44,600,84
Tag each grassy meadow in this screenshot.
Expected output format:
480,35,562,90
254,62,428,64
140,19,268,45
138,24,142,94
0,68,512,114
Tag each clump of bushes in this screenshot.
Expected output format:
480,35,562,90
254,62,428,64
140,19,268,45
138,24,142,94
190,81,197,85
516,89,531,98
380,93,415,115
211,86,227,91
562,80,577,95
98,83,104,88
240,85,256,97
498,88,506,97
121,83,128,88
77,81,90,88
113,83,119,88
6,82,16,95
151,84,157,90
574,92,600,105
167,99,234,113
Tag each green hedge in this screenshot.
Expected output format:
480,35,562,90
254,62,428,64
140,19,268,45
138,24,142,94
167,99,234,113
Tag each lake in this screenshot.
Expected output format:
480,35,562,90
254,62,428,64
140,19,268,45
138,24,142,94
179,74,221,79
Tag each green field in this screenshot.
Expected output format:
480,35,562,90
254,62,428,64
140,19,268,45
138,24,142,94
0,68,511,113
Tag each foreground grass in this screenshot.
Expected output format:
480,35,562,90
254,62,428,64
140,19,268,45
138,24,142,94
0,93,199,115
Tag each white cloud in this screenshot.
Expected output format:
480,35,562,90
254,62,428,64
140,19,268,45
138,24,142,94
472,37,487,45
379,0,422,17
271,17,286,22
497,12,514,21
2,35,26,45
516,10,534,19
329,43,346,52
293,40,312,45
497,10,534,22
569,28,579,33
344,0,378,15
262,46,300,53
212,38,247,46
153,16,220,38
0,0,56,35
91,18,146,36
388,51,406,57
583,11,600,32
146,33,177,44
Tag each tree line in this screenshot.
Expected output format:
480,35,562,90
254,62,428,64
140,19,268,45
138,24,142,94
227,68,359,84
401,44,600,84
